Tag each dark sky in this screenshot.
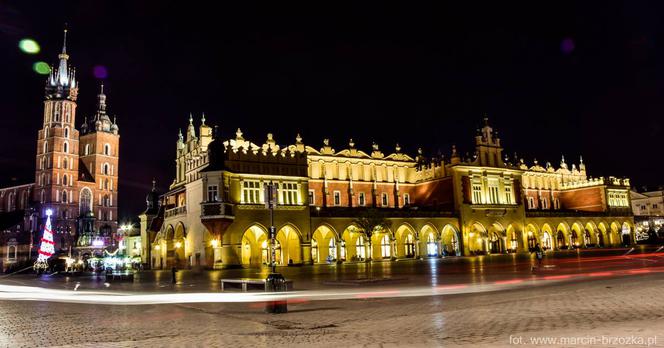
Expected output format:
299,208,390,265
1,1,663,220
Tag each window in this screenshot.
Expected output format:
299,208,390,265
328,238,336,261
403,193,410,206
340,240,346,260
358,192,366,206
381,234,391,258
381,193,388,206
79,188,92,215
43,142,48,154
62,191,67,203
333,191,341,206
103,195,110,207
242,180,261,204
527,196,535,209
63,174,68,186
541,198,548,209
405,233,415,257
505,185,512,204
84,144,90,156
207,185,219,202
427,233,437,256
279,182,298,205
554,199,560,210
104,144,111,156
102,163,109,175
63,142,68,153
308,190,315,205
472,184,482,204
653,204,659,209
488,179,500,204
356,235,365,260
64,127,69,138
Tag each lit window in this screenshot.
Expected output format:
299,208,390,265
381,234,391,258
308,190,315,205
333,191,341,206
356,235,365,260
427,233,437,256
328,238,336,261
207,185,218,202
505,185,512,204
242,181,261,204
472,184,482,204
381,193,388,206
541,198,548,209
403,193,410,206
358,192,366,206
527,196,535,209
488,179,500,204
279,182,298,205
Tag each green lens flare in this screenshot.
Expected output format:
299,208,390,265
19,39,40,54
33,62,51,75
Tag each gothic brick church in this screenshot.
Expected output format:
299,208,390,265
0,30,119,271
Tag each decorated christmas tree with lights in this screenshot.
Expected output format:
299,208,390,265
33,209,55,271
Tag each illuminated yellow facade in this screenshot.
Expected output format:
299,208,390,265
140,117,634,269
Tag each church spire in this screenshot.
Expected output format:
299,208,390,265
46,26,77,101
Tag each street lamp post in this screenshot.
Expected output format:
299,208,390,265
264,181,287,313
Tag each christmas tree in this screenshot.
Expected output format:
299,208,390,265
34,209,55,271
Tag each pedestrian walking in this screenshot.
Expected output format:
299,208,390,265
532,243,543,272
171,266,177,284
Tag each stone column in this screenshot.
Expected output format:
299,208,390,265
302,242,312,265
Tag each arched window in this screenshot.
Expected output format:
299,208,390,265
43,142,48,154
104,179,109,190
63,157,68,170
64,127,69,138
84,144,90,156
103,195,110,207
79,188,92,215
102,163,109,175
104,144,111,156
63,142,69,153
63,174,68,186
44,127,49,138
62,190,67,203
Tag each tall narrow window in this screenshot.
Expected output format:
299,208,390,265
356,235,365,260
64,127,69,138
207,185,219,202
84,144,90,156
504,185,512,204
358,192,366,206
488,179,500,204
381,234,391,258
527,196,535,209
541,198,548,209
63,142,68,153
308,190,315,205
403,193,410,206
472,184,482,204
381,193,388,206
104,144,111,156
333,191,341,206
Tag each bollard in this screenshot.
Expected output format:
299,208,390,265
265,273,287,313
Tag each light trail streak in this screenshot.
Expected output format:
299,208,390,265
0,266,662,306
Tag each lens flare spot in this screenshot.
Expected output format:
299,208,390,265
19,39,40,54
93,65,108,79
33,62,51,75
561,38,575,54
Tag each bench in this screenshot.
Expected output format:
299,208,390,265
220,278,293,292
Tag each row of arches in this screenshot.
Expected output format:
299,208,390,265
467,221,634,254
240,223,462,266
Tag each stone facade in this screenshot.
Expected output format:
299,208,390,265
142,117,634,269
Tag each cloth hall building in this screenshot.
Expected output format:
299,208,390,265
141,116,634,269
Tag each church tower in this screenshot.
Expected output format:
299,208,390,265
79,83,120,245
34,29,80,248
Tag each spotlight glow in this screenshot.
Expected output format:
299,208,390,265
19,39,40,54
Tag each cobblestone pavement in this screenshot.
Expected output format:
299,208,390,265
1,271,663,347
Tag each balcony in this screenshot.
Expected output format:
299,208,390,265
165,205,187,218
201,202,235,220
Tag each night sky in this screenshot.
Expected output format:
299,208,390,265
1,2,663,220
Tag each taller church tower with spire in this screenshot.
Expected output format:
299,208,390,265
33,29,120,251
